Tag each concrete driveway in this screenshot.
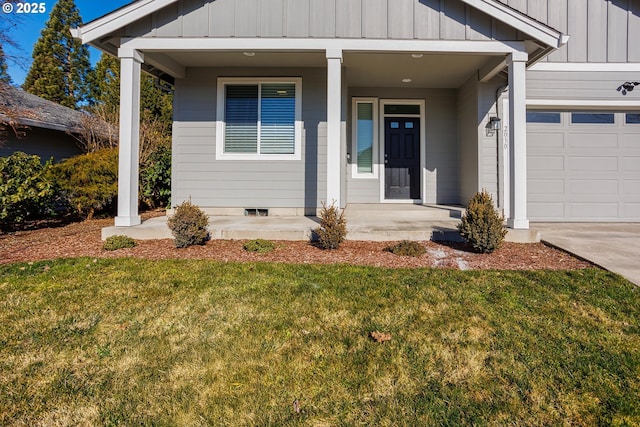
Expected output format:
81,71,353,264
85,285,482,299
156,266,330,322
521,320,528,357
533,223,640,286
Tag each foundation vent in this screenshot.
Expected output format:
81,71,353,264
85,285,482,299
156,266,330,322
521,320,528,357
244,208,269,217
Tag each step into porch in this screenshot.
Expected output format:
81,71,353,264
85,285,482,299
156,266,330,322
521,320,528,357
102,204,539,243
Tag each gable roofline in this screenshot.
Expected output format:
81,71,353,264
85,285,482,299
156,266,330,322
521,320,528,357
72,0,566,49
460,0,567,48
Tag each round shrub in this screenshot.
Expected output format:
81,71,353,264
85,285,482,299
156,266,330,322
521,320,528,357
140,144,171,210
103,235,137,251
0,152,58,230
384,240,426,257
457,190,507,253
243,239,275,253
50,148,118,219
167,200,209,248
314,202,347,250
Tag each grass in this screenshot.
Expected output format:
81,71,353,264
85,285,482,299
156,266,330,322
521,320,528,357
1,259,639,426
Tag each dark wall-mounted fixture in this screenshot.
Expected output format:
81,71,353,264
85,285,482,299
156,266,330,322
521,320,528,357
485,116,501,136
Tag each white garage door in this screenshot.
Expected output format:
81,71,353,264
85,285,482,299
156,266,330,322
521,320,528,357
527,111,640,221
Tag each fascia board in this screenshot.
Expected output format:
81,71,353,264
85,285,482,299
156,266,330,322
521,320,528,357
460,0,566,48
71,0,179,44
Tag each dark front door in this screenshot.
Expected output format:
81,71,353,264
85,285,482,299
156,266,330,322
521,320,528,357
384,117,420,200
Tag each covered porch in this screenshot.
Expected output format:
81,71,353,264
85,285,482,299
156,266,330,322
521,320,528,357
113,38,531,228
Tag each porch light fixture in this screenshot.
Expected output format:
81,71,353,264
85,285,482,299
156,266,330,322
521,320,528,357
402,78,412,83
411,53,424,58
242,51,256,57
486,116,501,136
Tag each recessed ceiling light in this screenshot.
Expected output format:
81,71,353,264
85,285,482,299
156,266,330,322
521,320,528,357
243,51,256,57
411,53,424,58
402,78,412,83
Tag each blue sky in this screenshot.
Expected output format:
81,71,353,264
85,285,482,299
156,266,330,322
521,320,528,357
4,0,132,85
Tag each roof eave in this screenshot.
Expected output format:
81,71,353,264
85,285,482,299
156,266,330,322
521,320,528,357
460,0,567,49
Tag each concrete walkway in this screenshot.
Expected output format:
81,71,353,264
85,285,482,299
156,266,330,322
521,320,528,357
534,223,640,286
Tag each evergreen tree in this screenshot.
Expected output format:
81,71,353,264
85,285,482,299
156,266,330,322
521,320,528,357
0,43,12,85
22,0,91,109
91,53,120,116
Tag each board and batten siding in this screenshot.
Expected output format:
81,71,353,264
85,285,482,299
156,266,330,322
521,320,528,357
526,70,640,101
123,0,525,42
172,67,326,211
497,0,640,62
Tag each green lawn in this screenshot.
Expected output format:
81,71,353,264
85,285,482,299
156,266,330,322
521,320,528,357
1,258,639,426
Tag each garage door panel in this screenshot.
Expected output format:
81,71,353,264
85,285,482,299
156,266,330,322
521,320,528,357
529,156,564,171
568,133,618,149
568,203,618,219
529,179,564,194
623,157,640,171
623,134,640,149
567,179,618,195
623,203,640,218
568,156,617,172
623,180,640,196
528,132,564,149
529,202,565,219
527,110,640,221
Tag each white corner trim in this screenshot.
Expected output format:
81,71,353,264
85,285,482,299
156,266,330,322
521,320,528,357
460,0,564,48
529,62,640,72
527,99,640,109
121,37,526,55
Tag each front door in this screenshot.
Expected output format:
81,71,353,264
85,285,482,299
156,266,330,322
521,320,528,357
384,117,420,200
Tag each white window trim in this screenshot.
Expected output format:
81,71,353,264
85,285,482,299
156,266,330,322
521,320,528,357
216,77,302,161
351,97,379,179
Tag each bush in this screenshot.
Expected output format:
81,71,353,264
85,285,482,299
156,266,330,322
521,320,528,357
314,202,347,250
140,144,171,209
167,200,209,248
243,239,276,253
50,148,118,219
0,152,58,230
384,240,426,257
457,190,507,253
103,235,137,251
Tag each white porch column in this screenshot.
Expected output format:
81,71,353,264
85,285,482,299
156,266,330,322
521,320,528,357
326,49,343,207
115,48,143,227
506,52,529,229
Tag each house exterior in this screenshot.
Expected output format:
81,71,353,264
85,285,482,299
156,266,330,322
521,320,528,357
72,0,640,229
0,85,85,162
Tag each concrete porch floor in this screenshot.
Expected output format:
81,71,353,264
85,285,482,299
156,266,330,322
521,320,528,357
102,204,540,243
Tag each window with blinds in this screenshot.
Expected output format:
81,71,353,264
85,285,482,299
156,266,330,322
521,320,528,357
222,80,298,157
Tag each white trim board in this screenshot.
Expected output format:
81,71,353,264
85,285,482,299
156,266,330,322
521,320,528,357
527,99,640,109
121,37,527,55
529,63,640,72
460,0,565,48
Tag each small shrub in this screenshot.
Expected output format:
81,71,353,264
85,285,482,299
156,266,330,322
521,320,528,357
167,200,209,248
314,201,347,250
384,240,426,257
140,144,171,209
50,148,118,219
457,189,507,254
103,235,137,251
243,239,275,253
0,152,58,230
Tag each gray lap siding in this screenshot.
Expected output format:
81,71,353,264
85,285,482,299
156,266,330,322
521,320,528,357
172,67,326,211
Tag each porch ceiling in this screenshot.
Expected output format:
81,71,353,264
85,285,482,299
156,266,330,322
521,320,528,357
146,50,502,88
